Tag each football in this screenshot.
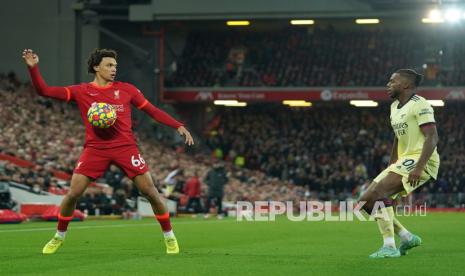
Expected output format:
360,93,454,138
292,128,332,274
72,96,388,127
87,102,117,128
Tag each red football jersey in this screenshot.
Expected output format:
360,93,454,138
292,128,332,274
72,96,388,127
66,82,147,149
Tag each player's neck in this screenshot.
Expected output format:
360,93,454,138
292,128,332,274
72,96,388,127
398,91,414,105
91,76,113,87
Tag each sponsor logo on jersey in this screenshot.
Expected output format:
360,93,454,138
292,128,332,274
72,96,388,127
112,104,124,112
392,122,408,130
418,108,432,116
392,122,408,136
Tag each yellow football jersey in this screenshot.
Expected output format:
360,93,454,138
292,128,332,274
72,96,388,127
390,94,440,177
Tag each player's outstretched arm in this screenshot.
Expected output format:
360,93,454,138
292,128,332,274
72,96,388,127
130,85,194,146
138,101,194,146
22,49,71,101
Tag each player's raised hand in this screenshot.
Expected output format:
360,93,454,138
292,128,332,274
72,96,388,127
22,49,39,68
177,126,194,146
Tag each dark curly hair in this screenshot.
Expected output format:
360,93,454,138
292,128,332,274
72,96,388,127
87,48,117,74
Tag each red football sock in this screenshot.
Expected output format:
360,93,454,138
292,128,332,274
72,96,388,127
57,213,73,232
155,212,172,232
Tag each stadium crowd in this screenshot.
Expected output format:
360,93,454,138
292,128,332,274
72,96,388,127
167,27,465,87
439,37,465,86
1,72,464,214
206,103,465,207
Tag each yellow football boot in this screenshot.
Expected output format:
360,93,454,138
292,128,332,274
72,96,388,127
42,236,64,254
165,236,179,254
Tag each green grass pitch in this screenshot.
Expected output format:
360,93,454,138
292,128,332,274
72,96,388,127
0,213,464,275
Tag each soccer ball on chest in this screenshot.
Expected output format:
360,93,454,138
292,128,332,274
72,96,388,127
87,102,117,128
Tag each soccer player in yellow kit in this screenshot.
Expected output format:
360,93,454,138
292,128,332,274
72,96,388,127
359,69,440,258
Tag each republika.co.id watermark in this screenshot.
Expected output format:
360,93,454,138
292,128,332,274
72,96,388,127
235,201,427,222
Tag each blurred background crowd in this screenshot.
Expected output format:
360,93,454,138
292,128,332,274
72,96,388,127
167,28,465,88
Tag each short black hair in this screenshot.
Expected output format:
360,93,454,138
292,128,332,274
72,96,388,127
87,48,117,74
395,69,423,88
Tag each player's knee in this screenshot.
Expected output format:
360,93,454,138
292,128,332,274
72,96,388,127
371,187,390,202
359,191,374,204
372,189,385,202
359,189,383,208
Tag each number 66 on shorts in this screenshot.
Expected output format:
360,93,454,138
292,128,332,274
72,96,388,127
74,146,149,179
131,154,146,169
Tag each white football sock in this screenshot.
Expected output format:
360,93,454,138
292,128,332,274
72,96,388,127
383,237,396,248
163,230,175,238
398,229,413,242
55,231,66,239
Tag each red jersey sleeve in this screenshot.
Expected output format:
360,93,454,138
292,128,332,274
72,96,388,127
65,84,81,101
127,84,184,129
28,65,74,102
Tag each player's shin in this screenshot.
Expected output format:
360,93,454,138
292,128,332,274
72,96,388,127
373,199,396,248
155,212,174,238
393,217,413,242
56,213,73,238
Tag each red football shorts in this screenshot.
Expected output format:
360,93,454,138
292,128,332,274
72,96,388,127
73,145,149,179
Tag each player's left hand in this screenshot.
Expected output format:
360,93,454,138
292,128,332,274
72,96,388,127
177,126,194,146
408,167,422,187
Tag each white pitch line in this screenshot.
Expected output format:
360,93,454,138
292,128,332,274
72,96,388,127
0,219,236,233
0,223,155,233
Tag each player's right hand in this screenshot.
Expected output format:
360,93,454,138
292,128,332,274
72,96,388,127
22,49,39,67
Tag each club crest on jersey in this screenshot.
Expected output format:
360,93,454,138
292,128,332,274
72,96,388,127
114,90,120,99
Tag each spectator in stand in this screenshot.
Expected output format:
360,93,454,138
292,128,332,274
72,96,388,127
204,161,229,218
0,182,16,210
183,169,203,214
95,187,114,215
104,165,124,190
48,179,67,195
77,191,96,215
162,160,182,197
113,188,130,215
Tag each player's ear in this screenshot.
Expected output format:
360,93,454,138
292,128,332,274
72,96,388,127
402,80,409,90
93,65,100,72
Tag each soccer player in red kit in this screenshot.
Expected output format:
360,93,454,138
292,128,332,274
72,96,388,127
22,48,194,255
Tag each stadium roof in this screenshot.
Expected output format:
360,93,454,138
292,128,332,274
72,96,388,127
78,0,465,21
362,0,465,9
